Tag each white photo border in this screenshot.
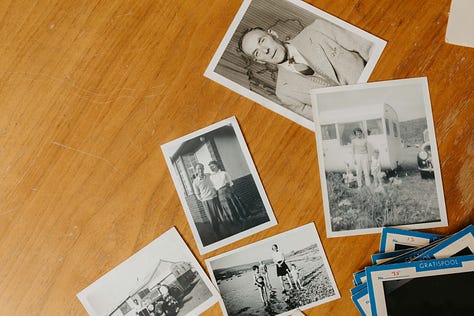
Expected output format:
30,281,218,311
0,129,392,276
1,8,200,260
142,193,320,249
161,116,277,254
205,222,340,316
76,227,220,316
204,0,387,131
311,77,448,238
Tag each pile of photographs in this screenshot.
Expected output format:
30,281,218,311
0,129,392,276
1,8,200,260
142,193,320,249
76,0,455,315
351,225,474,316
77,223,340,316
207,0,448,240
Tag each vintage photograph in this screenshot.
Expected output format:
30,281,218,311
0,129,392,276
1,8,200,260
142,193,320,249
205,0,386,130
76,228,219,316
311,77,448,237
161,116,276,254
205,223,340,316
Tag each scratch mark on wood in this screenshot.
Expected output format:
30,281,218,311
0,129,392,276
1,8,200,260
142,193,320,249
0,208,17,216
114,12,134,18
3,71,164,105
51,141,123,175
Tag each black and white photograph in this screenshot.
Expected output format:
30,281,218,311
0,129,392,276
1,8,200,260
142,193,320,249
205,223,340,316
161,116,277,254
204,0,386,130
311,77,448,237
76,227,219,316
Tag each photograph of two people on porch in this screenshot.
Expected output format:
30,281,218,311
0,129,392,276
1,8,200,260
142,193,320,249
168,122,273,248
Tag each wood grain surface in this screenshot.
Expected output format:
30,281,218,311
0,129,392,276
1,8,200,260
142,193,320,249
0,0,472,315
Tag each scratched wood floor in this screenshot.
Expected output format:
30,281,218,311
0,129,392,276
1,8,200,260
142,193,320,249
0,0,472,315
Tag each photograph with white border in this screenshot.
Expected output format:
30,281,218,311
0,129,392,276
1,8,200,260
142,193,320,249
311,77,448,237
161,116,276,254
205,0,386,130
205,223,340,316
77,227,219,316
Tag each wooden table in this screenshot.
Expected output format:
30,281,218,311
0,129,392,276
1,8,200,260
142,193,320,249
0,0,472,315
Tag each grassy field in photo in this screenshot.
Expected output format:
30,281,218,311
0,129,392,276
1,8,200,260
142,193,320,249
327,170,441,232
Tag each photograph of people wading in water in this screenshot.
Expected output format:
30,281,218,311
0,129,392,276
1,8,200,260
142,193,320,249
206,223,339,316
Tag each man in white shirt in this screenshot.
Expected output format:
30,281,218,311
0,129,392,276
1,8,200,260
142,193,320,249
239,19,372,120
192,163,224,237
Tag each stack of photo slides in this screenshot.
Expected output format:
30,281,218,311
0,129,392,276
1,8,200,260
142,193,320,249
351,225,474,316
